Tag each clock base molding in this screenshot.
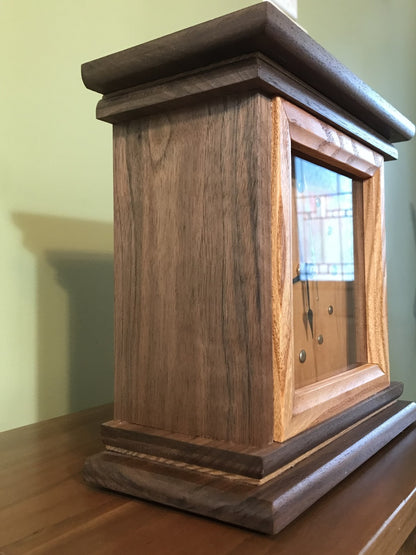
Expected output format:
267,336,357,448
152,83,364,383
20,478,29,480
91,382,401,482
84,389,416,534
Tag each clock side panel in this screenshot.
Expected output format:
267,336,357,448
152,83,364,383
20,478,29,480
113,93,274,446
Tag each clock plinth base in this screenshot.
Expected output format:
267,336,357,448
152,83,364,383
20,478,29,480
84,395,416,535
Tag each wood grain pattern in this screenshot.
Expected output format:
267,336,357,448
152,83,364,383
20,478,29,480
363,165,390,374
292,282,359,388
2,404,416,553
282,99,384,178
101,382,403,480
273,99,390,441
272,98,293,441
112,93,389,444
95,53,398,161
0,404,114,551
291,365,388,435
352,180,368,362
84,400,416,535
397,526,416,555
95,55,260,123
364,485,416,554
81,2,415,143
114,93,274,445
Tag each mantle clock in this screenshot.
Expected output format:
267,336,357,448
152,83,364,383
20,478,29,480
82,2,416,534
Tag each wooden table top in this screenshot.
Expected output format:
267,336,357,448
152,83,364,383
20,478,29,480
1,404,416,554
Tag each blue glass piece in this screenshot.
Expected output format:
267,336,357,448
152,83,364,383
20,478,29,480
293,156,354,282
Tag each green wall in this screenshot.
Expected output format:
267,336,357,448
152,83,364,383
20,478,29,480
0,0,254,432
1,0,414,431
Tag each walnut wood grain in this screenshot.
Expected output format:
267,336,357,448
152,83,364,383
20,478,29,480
114,93,274,445
101,382,403,480
255,56,399,162
95,54,398,162
85,400,416,535
111,94,391,444
81,2,414,143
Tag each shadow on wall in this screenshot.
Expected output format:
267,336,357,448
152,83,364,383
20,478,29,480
49,252,114,413
411,203,416,320
13,213,114,420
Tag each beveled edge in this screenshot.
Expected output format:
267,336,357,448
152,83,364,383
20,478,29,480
100,383,403,480
84,399,416,535
81,2,414,143
93,54,398,161
273,98,392,442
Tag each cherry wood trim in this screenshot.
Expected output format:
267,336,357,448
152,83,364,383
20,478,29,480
273,98,390,441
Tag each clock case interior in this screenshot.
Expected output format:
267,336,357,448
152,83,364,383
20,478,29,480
81,2,416,535
291,154,364,388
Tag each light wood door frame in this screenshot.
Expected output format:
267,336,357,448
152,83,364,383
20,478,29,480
272,98,389,441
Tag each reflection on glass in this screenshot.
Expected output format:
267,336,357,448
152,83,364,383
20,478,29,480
292,155,367,388
293,156,354,282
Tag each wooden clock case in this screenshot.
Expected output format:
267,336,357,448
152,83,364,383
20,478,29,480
82,2,416,534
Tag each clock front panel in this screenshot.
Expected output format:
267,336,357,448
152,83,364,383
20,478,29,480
292,155,367,388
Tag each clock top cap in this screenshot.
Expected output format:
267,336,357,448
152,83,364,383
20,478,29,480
81,1,414,144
